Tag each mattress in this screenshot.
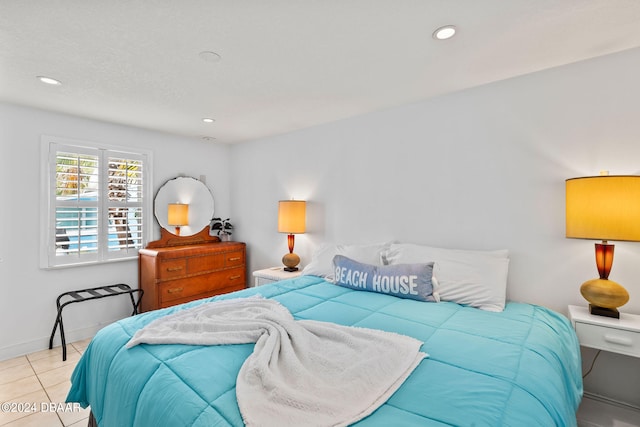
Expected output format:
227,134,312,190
67,275,582,426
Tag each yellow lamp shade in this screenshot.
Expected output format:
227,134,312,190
566,176,640,242
167,203,189,226
278,200,306,234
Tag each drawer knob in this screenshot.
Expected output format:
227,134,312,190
604,334,633,347
228,257,241,262
167,287,184,294
229,275,241,280
166,266,183,272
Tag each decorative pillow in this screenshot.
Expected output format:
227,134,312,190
382,244,509,312
332,255,438,302
302,242,391,280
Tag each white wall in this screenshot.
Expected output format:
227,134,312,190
230,48,640,406
0,103,231,360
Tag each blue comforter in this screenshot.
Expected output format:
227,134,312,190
68,276,582,426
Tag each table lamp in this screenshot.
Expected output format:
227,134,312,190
278,200,306,271
168,203,189,236
566,174,640,318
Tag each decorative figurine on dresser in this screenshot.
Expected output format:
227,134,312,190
139,176,246,312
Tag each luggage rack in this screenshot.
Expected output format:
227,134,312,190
48,284,143,361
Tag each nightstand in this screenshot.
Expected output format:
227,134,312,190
252,267,303,286
568,305,640,358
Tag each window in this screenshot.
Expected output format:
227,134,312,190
40,136,152,268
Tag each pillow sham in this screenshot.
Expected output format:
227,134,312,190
302,242,390,281
332,255,438,302
382,244,509,312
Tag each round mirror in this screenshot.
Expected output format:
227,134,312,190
154,177,214,237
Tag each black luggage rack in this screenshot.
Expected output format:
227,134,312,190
48,284,143,361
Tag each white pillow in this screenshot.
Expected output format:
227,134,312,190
382,243,509,312
302,242,391,281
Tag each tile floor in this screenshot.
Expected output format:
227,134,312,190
0,339,92,427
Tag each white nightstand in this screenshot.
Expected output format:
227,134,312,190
252,267,303,287
568,305,640,358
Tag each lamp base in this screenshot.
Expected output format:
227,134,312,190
282,252,301,271
589,304,620,319
580,278,629,310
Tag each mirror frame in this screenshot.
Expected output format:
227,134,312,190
154,176,214,237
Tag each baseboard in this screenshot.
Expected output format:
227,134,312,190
0,318,121,362
583,391,640,412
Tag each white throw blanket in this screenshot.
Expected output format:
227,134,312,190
127,296,426,427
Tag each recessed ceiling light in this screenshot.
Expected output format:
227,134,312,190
199,51,221,63
37,76,62,85
202,118,215,123
432,25,457,40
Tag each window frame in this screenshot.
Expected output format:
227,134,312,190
40,135,153,269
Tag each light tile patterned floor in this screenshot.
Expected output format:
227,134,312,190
0,339,91,427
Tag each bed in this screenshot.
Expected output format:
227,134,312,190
67,273,582,426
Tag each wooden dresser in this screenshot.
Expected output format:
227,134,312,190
138,229,246,312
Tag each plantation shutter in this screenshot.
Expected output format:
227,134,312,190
53,146,101,263
106,153,145,256
44,140,149,268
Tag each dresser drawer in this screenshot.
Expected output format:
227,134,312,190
187,253,225,275
157,259,187,280
225,251,244,268
157,283,246,309
159,267,246,304
575,321,640,357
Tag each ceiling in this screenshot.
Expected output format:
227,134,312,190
2,1,640,144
